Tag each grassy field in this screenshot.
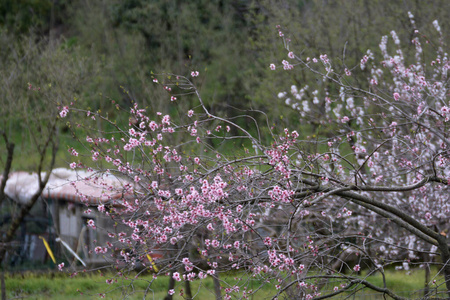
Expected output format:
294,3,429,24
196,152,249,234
5,271,276,300
3,267,447,299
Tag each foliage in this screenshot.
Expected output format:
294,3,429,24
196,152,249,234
2,0,450,152
0,0,52,35
0,30,100,170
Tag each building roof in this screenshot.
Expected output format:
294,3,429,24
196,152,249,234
5,168,130,205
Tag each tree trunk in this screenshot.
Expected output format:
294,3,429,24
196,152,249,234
164,270,175,300
1,271,5,300
0,134,56,263
443,258,450,298
0,192,42,262
423,253,430,298
0,132,14,208
438,236,450,298
213,274,221,300
184,276,192,300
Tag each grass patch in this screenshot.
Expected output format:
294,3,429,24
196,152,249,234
360,268,446,298
4,271,279,300
4,268,447,299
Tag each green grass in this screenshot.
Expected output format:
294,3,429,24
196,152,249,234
3,268,447,299
320,267,447,299
6,272,166,299
358,268,446,299
4,271,278,300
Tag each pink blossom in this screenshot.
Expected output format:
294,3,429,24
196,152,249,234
172,272,181,281
87,219,96,229
191,71,199,77
234,241,240,249
353,264,361,272
393,92,400,101
341,116,350,123
58,262,64,271
70,149,78,156
161,115,171,125
182,257,191,265
270,64,276,70
360,55,369,69
319,54,329,63
59,106,69,118
149,121,157,131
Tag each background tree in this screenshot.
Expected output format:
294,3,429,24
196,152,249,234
2,0,450,137
0,32,95,272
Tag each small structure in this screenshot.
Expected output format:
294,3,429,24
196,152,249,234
3,168,129,267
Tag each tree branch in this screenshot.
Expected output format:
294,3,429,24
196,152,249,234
0,130,15,207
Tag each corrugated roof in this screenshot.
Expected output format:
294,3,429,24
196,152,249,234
5,168,130,205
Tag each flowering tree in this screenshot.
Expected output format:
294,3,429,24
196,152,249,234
63,14,449,299
271,13,449,298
